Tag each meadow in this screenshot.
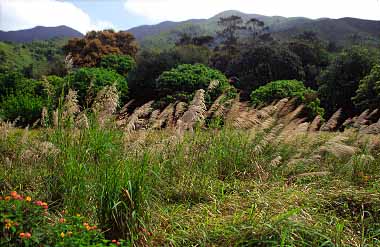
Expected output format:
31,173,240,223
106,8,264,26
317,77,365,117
1,87,380,246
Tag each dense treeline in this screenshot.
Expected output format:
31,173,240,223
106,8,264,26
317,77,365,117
1,16,380,126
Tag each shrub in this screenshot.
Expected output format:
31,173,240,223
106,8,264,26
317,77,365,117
66,68,128,106
100,54,136,77
353,64,380,111
156,64,231,100
0,70,25,98
250,80,324,118
0,191,125,246
1,93,45,126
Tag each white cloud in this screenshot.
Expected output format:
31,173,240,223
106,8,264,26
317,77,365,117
124,0,380,22
0,0,117,33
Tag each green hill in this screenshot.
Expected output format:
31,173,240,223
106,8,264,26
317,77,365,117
127,10,380,49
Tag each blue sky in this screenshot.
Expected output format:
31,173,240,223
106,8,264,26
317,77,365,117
64,0,147,30
1,0,380,33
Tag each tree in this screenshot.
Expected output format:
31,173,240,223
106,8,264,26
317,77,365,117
217,15,245,53
250,80,324,118
175,30,214,47
100,54,136,77
66,68,128,106
1,93,45,126
63,30,138,67
245,18,265,40
156,64,229,97
128,46,212,102
353,64,380,111
288,37,329,89
227,44,305,93
318,46,376,116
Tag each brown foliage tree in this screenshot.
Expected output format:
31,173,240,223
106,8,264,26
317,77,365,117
63,30,138,67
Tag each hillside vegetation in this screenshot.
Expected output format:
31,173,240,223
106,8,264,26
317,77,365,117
127,10,380,49
1,14,380,246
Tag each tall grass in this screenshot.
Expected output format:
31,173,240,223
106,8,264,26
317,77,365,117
1,87,380,245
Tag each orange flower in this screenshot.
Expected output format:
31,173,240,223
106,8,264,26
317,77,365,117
5,222,12,230
25,232,31,239
25,196,32,202
59,218,66,223
10,191,17,198
5,196,11,201
112,240,117,243
19,232,25,238
116,242,121,246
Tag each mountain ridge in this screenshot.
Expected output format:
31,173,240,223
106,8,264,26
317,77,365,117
0,25,83,43
126,10,380,48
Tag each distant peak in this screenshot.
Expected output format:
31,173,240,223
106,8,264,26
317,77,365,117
213,10,246,18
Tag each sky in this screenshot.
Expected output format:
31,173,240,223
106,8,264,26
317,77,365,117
1,0,380,33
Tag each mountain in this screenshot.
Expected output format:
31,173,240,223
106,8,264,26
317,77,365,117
0,26,83,43
127,10,380,49
275,17,380,46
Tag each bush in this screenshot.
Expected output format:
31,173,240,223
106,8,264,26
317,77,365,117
250,80,324,118
0,70,25,98
66,68,128,106
0,73,50,125
353,64,380,111
0,191,125,246
100,54,136,77
1,93,45,126
156,64,230,98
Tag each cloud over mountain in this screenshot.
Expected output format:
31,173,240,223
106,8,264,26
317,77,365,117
0,0,116,33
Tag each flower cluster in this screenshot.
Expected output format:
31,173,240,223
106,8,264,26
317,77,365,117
1,191,127,246
19,232,32,239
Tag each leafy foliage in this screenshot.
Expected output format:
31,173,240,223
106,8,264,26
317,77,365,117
250,80,324,117
156,64,229,97
1,93,45,126
353,64,380,111
64,30,138,67
128,47,212,101
0,191,125,246
288,33,329,89
67,67,128,106
0,39,67,79
318,46,376,116
100,54,136,76
227,44,305,92
0,73,49,125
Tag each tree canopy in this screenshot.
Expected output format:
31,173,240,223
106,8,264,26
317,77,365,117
63,30,138,67
318,46,376,116
353,64,380,111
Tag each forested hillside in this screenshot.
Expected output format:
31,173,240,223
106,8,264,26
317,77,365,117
128,10,380,49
